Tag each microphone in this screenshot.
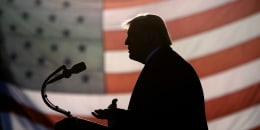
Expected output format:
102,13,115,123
47,62,87,84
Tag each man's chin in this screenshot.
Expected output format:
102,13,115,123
129,56,143,63
129,56,134,60
129,55,136,61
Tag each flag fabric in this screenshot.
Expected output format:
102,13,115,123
0,0,260,130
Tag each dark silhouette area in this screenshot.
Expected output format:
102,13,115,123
0,30,15,83
55,13,208,130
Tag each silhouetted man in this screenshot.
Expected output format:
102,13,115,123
92,13,208,129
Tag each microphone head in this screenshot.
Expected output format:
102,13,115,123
71,62,87,74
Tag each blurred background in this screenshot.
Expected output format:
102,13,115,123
0,0,259,130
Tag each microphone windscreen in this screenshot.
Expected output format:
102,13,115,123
71,62,86,74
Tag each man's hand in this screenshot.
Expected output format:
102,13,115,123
92,108,115,119
92,108,127,120
92,98,127,120
92,98,119,119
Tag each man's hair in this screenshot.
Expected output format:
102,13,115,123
121,13,172,45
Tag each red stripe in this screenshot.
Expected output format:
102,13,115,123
167,0,260,40
0,93,54,129
191,36,260,78
251,125,260,130
106,37,260,93
106,72,139,93
46,114,108,127
104,0,162,9
206,82,260,121
104,0,260,50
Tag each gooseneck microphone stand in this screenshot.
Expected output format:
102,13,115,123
41,64,72,117
40,62,108,130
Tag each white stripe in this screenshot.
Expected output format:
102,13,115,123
208,104,260,130
202,58,260,100
24,90,131,116
104,0,234,30
105,13,260,73
4,81,130,116
9,58,258,115
105,50,143,73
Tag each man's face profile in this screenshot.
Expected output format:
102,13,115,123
125,24,151,63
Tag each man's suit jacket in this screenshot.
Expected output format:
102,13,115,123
114,45,208,129
128,46,207,130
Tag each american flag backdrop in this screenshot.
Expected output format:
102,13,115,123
0,0,260,130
